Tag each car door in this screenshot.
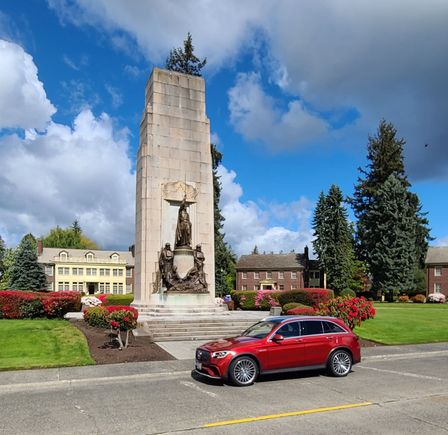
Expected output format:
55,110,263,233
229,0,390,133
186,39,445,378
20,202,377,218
299,320,333,366
262,321,307,371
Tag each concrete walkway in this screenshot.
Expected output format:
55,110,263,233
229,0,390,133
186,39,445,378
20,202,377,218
0,342,447,389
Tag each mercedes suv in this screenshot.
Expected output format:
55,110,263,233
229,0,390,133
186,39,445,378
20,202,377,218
194,316,361,386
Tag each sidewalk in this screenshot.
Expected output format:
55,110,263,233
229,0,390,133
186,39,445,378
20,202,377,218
0,342,446,389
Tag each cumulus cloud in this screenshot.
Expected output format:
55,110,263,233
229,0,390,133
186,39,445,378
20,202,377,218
0,110,135,249
48,0,448,179
229,72,328,150
0,39,56,130
217,165,313,257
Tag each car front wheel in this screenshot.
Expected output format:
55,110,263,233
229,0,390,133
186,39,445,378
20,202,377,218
228,356,258,386
328,350,352,377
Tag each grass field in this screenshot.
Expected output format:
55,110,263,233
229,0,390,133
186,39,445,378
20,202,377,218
356,303,448,345
0,319,95,370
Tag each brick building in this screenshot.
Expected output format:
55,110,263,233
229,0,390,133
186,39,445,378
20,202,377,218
235,247,325,291
425,247,448,297
37,241,135,294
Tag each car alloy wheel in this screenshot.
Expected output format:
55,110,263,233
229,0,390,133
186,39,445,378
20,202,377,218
329,350,352,377
230,357,258,386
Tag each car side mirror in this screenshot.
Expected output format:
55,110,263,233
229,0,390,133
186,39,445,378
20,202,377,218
272,334,284,343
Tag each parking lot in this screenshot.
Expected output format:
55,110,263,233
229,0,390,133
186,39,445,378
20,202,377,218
0,343,447,434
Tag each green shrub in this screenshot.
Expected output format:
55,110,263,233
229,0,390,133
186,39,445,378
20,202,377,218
340,289,356,298
20,298,45,318
83,306,109,328
282,302,308,313
102,294,134,306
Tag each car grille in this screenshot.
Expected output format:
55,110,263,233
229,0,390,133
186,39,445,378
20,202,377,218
196,349,210,362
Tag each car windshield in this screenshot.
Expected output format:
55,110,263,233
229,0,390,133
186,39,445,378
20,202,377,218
241,321,280,339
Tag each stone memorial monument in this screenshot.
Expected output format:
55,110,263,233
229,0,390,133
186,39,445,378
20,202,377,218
132,68,217,313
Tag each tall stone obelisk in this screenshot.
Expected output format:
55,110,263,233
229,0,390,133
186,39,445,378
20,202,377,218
133,68,215,310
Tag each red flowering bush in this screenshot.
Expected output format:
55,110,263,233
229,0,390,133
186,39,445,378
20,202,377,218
104,305,138,320
316,296,376,330
277,289,335,308
97,294,110,303
286,306,317,316
0,290,81,319
255,290,280,309
83,306,109,328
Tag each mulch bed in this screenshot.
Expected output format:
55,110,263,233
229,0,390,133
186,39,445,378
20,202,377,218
360,338,382,348
70,320,175,365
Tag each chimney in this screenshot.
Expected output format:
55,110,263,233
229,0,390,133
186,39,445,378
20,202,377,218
37,239,43,255
304,245,309,261
129,244,135,257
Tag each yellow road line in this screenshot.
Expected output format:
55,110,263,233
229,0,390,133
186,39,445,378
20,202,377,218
203,402,373,428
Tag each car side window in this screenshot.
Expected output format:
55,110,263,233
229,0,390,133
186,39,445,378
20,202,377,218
300,320,323,336
276,321,300,338
322,321,345,334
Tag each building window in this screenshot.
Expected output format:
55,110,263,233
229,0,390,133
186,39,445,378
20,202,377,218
113,268,118,277
279,284,284,291
105,268,110,276
291,284,297,290
119,269,123,277
100,268,105,276
72,282,78,291
278,271,284,279
126,284,133,293
58,267,63,275
64,267,69,275
254,285,260,290
59,252,68,260
242,285,247,290
64,282,69,291
291,271,297,279
111,254,119,262
242,272,247,279
105,283,110,292
99,283,105,293
58,282,63,291
113,283,118,294
119,283,123,294
47,283,53,291
45,266,53,276
73,268,83,276
266,271,272,279
126,268,133,278
86,268,91,276
435,283,442,292
435,267,442,277
254,272,259,279
86,253,94,262
73,268,78,275
91,268,97,276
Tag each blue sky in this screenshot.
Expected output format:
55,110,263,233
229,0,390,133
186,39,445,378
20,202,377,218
0,0,447,256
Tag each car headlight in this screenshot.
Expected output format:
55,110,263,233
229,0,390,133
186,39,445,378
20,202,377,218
212,351,232,359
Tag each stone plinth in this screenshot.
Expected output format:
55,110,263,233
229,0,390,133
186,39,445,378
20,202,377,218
173,247,194,279
133,68,216,311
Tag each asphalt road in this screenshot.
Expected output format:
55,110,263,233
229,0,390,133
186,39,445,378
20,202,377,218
1,346,447,434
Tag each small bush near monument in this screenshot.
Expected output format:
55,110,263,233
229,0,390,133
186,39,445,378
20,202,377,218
0,290,81,319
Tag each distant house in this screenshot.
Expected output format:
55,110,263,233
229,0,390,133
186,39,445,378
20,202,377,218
37,240,135,294
425,247,448,297
235,246,325,291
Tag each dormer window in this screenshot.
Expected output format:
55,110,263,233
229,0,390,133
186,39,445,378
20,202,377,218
59,251,68,261
86,252,94,262
111,253,119,262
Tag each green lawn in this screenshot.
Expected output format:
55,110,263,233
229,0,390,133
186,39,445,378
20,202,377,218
0,319,95,370
356,303,448,345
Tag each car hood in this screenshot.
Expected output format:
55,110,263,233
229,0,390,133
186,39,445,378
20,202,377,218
201,336,259,351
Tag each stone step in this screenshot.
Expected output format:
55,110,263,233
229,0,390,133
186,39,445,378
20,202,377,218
152,335,237,342
144,321,254,329
148,326,247,334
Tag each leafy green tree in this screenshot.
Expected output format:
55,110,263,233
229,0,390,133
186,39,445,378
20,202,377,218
211,144,236,296
352,120,431,285
42,222,99,249
312,185,355,294
9,236,47,291
166,33,207,76
0,235,5,278
366,175,416,300
0,247,16,290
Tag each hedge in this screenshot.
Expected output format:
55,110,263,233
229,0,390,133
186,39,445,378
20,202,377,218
277,289,334,308
231,291,282,310
282,302,309,313
83,305,138,328
0,290,82,319
98,294,134,306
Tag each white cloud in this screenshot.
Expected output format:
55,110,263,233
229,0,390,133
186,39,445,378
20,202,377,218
123,64,144,78
48,0,448,179
228,72,328,150
105,84,123,108
0,39,56,130
217,165,313,257
0,109,135,249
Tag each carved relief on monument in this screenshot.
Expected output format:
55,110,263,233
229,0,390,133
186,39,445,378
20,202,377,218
162,181,197,203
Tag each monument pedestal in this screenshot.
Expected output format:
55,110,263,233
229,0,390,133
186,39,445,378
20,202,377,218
173,247,193,278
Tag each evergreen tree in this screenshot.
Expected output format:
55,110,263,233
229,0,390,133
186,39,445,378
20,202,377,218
0,235,5,278
42,222,99,249
211,144,236,296
166,33,207,76
366,175,416,300
352,120,431,285
9,236,47,291
312,185,355,293
0,248,17,289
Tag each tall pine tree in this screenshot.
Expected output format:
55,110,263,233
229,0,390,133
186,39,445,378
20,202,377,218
211,144,236,296
166,33,207,76
366,175,416,299
9,236,47,291
352,120,431,289
0,235,5,279
313,185,355,294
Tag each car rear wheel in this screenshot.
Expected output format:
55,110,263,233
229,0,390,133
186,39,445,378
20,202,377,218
229,356,258,386
328,350,352,377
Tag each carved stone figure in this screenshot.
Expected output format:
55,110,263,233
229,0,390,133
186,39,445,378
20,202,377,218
159,243,174,288
194,244,207,286
175,198,192,248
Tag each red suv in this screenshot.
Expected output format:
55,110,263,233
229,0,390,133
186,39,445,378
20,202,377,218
195,316,361,386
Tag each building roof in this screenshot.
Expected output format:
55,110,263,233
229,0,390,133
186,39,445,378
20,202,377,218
425,247,448,265
236,253,305,270
38,247,135,266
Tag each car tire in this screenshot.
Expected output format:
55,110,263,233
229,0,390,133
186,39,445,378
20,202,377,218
327,349,352,377
228,356,259,386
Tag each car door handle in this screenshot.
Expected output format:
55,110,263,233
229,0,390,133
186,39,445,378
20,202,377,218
326,336,333,340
